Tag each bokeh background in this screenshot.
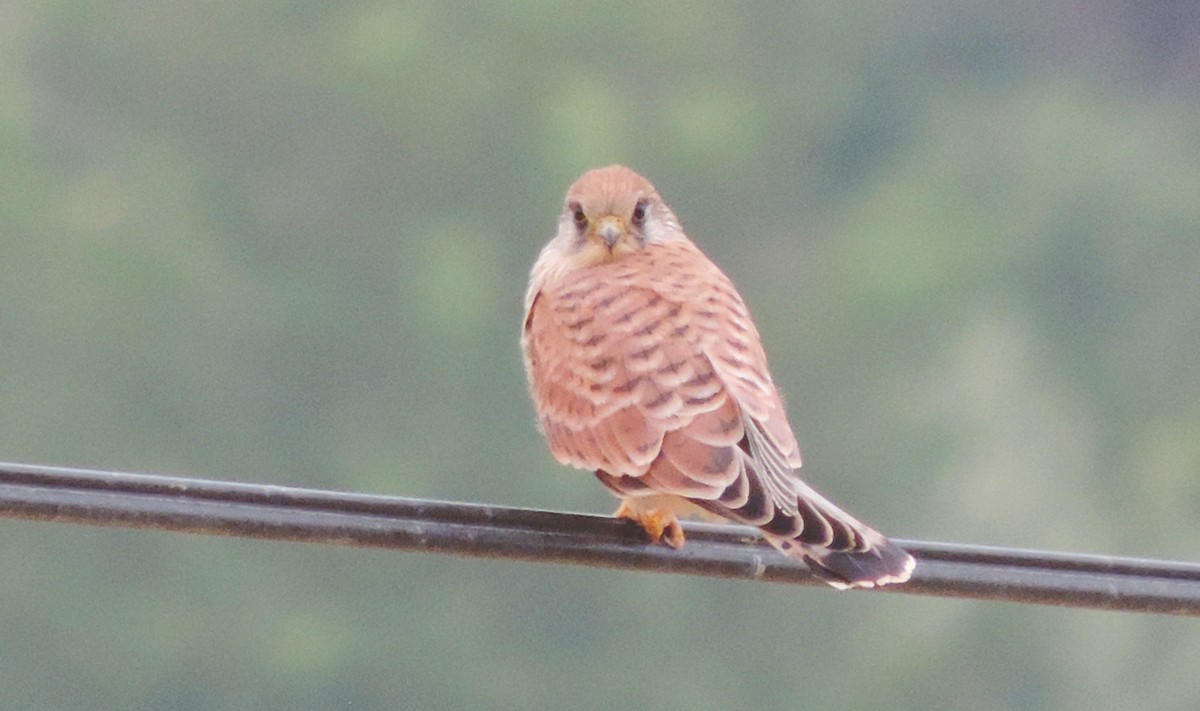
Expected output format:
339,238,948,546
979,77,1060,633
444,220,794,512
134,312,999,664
3,2,1200,709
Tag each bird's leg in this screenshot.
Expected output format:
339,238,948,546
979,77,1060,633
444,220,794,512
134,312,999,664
614,500,686,549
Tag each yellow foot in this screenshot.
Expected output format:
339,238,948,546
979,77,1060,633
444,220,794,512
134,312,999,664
614,502,686,549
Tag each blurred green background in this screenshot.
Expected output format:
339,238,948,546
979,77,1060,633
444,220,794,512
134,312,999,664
2,2,1200,709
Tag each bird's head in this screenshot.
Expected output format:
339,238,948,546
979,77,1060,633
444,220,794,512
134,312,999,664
553,165,682,267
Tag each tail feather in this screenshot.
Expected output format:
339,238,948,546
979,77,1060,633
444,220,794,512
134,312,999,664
595,460,916,589
771,531,915,589
700,455,915,589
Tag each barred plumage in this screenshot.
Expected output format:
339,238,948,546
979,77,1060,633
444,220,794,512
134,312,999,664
522,165,913,588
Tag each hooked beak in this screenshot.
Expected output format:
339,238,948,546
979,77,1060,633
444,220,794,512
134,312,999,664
595,216,625,249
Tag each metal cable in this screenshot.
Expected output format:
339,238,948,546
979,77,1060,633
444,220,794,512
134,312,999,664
1,461,1197,616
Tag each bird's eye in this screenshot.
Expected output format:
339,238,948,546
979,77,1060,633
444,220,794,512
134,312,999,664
569,202,587,231
631,199,649,227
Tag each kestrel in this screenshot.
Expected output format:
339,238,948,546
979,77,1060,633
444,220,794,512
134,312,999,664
521,165,914,589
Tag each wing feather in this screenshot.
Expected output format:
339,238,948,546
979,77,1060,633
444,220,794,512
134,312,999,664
524,237,912,588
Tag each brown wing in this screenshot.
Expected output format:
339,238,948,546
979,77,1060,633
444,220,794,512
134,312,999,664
523,239,912,588
523,240,795,488
524,241,737,479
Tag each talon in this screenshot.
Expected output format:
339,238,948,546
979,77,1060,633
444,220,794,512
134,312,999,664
662,518,685,549
614,503,686,548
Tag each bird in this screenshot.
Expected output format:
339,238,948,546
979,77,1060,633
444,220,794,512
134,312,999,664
521,165,914,589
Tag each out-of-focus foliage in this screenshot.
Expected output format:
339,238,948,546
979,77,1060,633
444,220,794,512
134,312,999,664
2,2,1199,709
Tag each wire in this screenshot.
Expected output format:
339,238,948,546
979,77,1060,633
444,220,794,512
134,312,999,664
1,460,1198,616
